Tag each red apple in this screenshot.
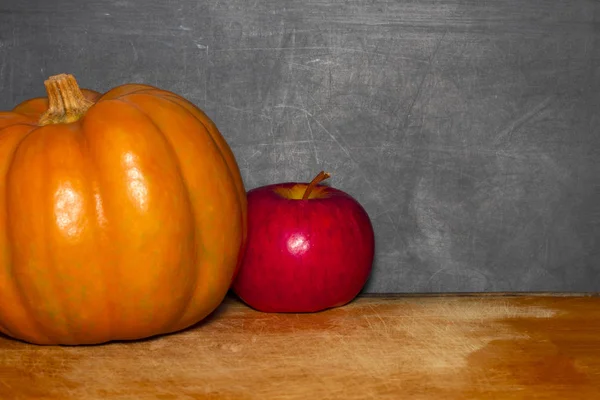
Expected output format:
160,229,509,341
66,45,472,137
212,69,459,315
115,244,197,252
232,171,375,313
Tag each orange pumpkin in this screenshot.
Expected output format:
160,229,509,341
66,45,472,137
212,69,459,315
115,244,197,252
0,74,247,345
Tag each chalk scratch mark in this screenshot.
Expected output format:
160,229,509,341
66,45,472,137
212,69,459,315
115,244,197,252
129,40,138,62
271,104,382,204
372,205,399,219
426,267,452,287
493,96,554,145
256,140,316,146
272,104,352,158
401,31,447,135
386,214,405,245
288,28,296,75
306,92,323,111
302,108,320,164
214,46,429,64
285,61,328,73
220,104,253,114
204,45,209,107
0,59,5,92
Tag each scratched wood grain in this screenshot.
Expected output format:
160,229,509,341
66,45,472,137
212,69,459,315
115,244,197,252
1,294,599,399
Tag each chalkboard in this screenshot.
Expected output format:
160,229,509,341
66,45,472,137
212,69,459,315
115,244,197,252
1,0,598,293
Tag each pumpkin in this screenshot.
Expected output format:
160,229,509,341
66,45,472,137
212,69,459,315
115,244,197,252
0,74,247,345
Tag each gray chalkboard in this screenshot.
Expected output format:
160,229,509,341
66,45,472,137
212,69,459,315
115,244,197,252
1,0,598,293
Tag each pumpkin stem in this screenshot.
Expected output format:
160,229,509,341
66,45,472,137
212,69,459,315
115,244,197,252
38,74,94,126
302,171,331,200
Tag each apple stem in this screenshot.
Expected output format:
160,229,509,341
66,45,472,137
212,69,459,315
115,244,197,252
302,171,331,200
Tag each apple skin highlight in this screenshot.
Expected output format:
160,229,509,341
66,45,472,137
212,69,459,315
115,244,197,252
232,172,375,313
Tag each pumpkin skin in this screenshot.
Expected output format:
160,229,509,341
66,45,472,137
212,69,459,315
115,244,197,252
0,74,247,345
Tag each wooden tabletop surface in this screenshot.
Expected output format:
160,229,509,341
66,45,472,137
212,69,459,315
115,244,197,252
1,293,599,399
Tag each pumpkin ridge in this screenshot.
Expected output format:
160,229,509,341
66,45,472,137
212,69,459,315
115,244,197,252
85,97,201,335
125,91,246,215
114,93,243,329
110,96,199,329
0,123,36,136
152,93,248,280
98,84,161,102
121,92,236,175
111,87,174,100
9,97,49,119
39,128,78,344
0,114,30,120
4,126,61,344
138,91,248,241
158,94,246,197
0,117,37,130
78,126,115,342
0,126,48,342
117,90,246,222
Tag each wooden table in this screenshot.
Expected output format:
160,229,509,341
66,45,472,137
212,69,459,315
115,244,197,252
1,294,599,399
